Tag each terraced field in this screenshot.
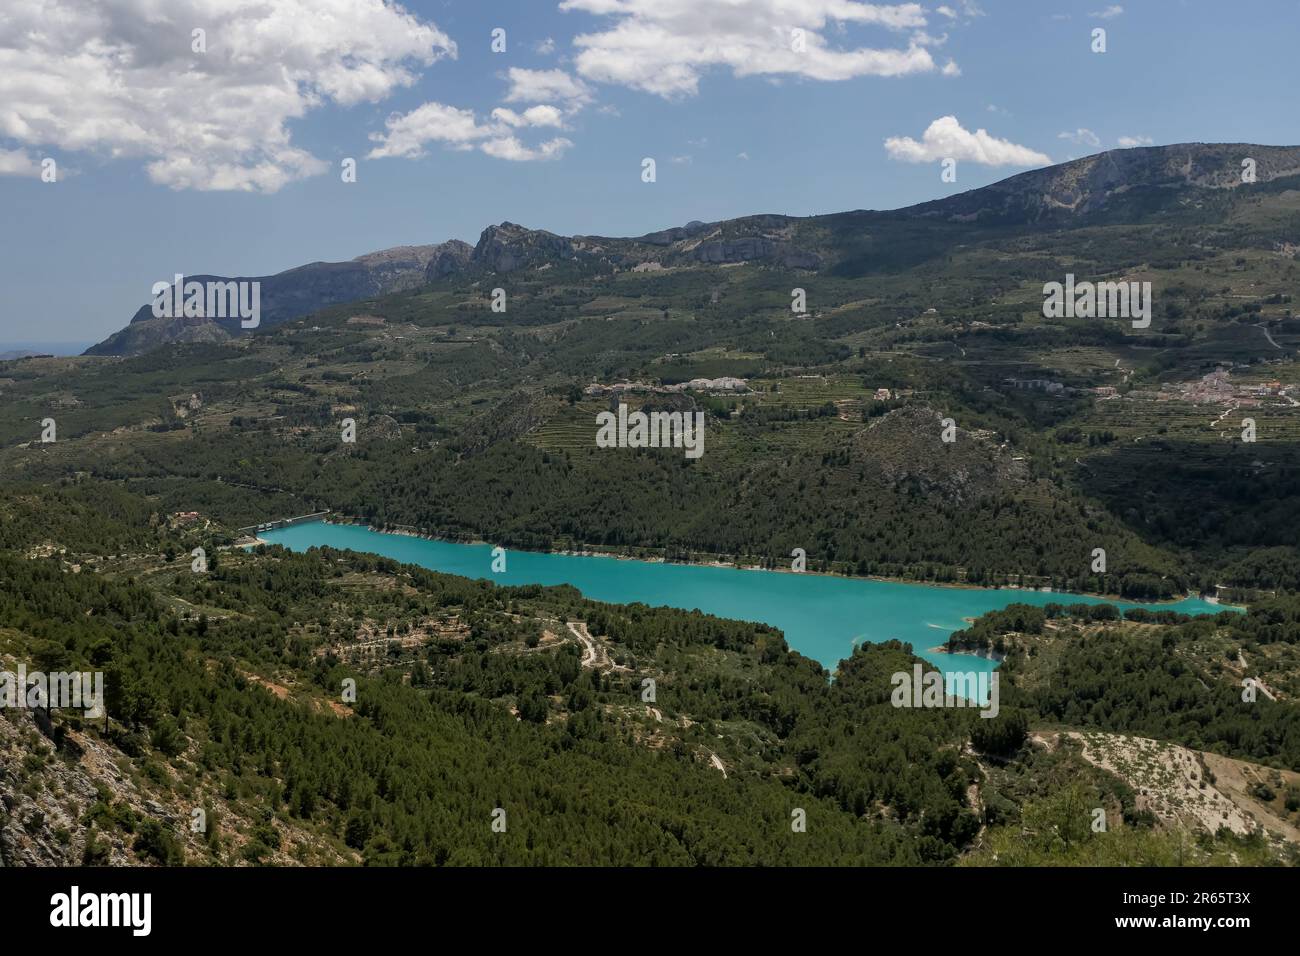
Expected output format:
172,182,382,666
1079,399,1300,444
523,399,608,452
751,375,875,409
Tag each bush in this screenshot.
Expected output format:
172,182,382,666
133,819,183,865
971,709,1028,756
1250,782,1276,803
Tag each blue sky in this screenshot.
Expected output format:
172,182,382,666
1,0,1296,346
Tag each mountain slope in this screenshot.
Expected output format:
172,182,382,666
906,143,1300,223
87,143,1300,356
86,241,471,356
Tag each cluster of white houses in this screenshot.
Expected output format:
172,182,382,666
1001,367,1297,407
584,377,750,397
1003,378,1123,399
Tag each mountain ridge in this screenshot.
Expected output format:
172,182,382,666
85,240,472,357
86,142,1300,356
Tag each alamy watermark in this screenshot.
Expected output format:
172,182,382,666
1042,274,1151,329
151,274,261,329
50,886,150,937
596,403,705,459
1,664,104,717
891,664,1000,718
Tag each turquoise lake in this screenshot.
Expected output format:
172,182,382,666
258,520,1230,688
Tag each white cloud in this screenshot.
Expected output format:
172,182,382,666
0,0,456,192
367,103,484,158
1058,128,1102,148
504,68,593,107
558,0,944,98
941,59,961,76
885,115,1051,166
911,30,949,46
1092,5,1124,19
737,151,750,160
1117,134,1154,147
938,1,983,18
491,105,567,128
481,136,573,162
368,102,572,163
0,148,40,177
390,68,586,162
535,37,558,55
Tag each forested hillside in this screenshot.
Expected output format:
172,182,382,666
4,524,1298,866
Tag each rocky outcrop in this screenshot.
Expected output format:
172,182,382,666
0,687,352,867
87,314,236,356
471,222,576,273
366,414,403,442
425,240,473,280
454,390,547,456
852,405,1029,506
463,213,823,274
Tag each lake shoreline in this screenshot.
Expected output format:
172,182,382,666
927,644,1007,662
256,518,1232,675
254,514,1237,611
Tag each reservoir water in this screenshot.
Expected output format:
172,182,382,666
259,521,1229,687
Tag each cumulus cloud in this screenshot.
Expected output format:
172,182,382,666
0,0,455,192
911,30,949,47
481,136,573,162
366,66,586,164
1058,128,1102,148
366,103,484,158
1092,5,1124,18
492,105,568,128
0,148,40,177
558,0,944,98
1117,134,1154,147
885,116,1051,166
367,102,572,162
936,1,983,19
504,68,594,107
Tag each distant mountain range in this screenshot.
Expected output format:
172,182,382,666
84,243,471,357
86,143,1300,356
